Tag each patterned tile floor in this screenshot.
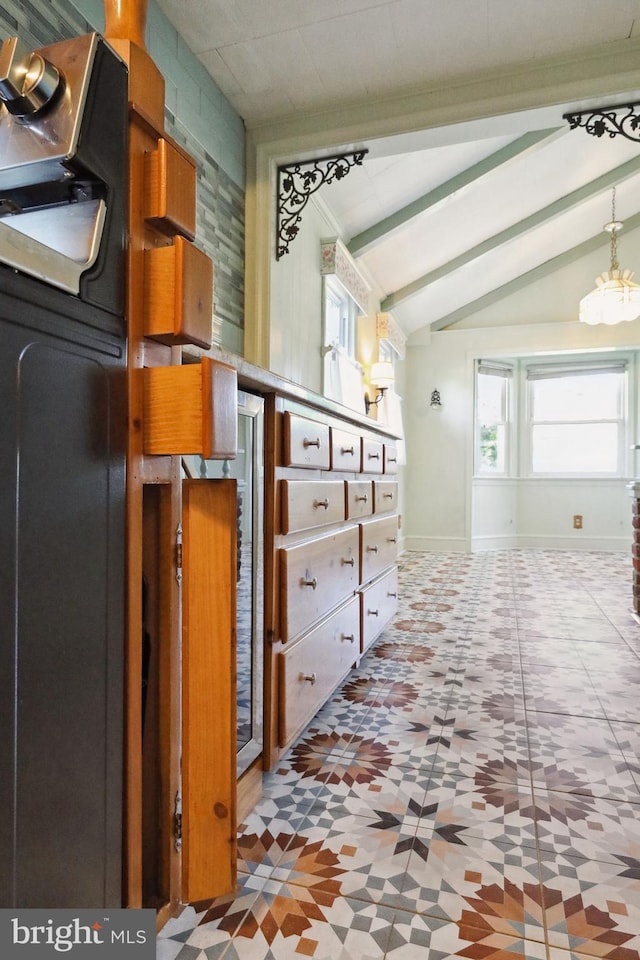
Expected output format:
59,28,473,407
159,550,640,959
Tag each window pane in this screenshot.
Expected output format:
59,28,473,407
324,279,356,359
479,423,505,473
477,373,505,422
531,422,618,473
532,373,621,421
324,289,342,346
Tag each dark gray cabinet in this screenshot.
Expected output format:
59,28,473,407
0,277,126,908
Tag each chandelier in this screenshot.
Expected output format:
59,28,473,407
579,187,640,326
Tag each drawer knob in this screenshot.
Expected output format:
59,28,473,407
387,537,397,544
342,633,356,643
387,456,397,463
303,437,321,448
313,498,329,509
341,557,355,566
367,545,378,553
368,452,380,460
301,672,317,685
356,494,368,503
341,446,355,455
383,492,393,499
368,608,379,617
388,592,397,598
301,576,318,590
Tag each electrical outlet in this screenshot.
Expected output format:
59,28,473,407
573,515,583,529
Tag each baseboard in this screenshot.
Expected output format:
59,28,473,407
402,536,469,552
514,535,630,552
471,535,519,551
405,534,630,553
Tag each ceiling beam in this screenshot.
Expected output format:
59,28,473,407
429,209,640,331
381,154,640,313
347,128,563,257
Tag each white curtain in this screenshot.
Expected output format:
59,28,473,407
377,388,406,465
324,345,365,413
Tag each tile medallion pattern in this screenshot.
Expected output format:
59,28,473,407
159,549,640,959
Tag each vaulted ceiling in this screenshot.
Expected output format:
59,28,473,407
156,0,640,336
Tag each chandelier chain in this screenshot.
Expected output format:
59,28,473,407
609,187,619,270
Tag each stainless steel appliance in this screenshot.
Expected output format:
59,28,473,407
183,390,265,778
0,32,126,310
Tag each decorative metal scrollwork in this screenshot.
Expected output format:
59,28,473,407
276,150,368,259
563,102,640,143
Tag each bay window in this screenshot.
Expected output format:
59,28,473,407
526,362,626,476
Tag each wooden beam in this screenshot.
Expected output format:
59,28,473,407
382,154,640,313
347,128,562,257
429,209,640,330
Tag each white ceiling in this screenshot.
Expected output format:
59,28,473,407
156,0,640,336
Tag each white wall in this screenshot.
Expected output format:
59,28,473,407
472,480,518,549
473,479,630,551
269,200,334,392
404,342,470,550
404,317,640,553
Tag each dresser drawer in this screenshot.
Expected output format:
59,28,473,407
281,480,346,534
279,525,359,641
384,443,399,474
360,515,398,583
362,438,384,474
283,411,330,469
331,427,362,472
346,480,373,520
373,480,398,514
278,596,360,746
361,567,398,654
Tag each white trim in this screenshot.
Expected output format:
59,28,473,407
246,37,640,149
471,535,519,551
471,534,631,551
403,536,470,552
511,535,630,551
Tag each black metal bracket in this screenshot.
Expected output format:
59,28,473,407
276,150,368,260
364,387,386,415
563,102,640,142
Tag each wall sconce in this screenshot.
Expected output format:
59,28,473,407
365,361,394,414
430,389,442,408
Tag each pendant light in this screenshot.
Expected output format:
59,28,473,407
579,187,640,326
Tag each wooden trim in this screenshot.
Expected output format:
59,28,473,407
237,759,263,824
121,81,170,914
182,480,237,902
158,472,182,910
104,0,148,47
262,393,279,770
106,0,236,917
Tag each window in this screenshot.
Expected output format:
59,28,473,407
323,275,357,359
322,276,363,409
475,362,512,475
526,362,626,475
